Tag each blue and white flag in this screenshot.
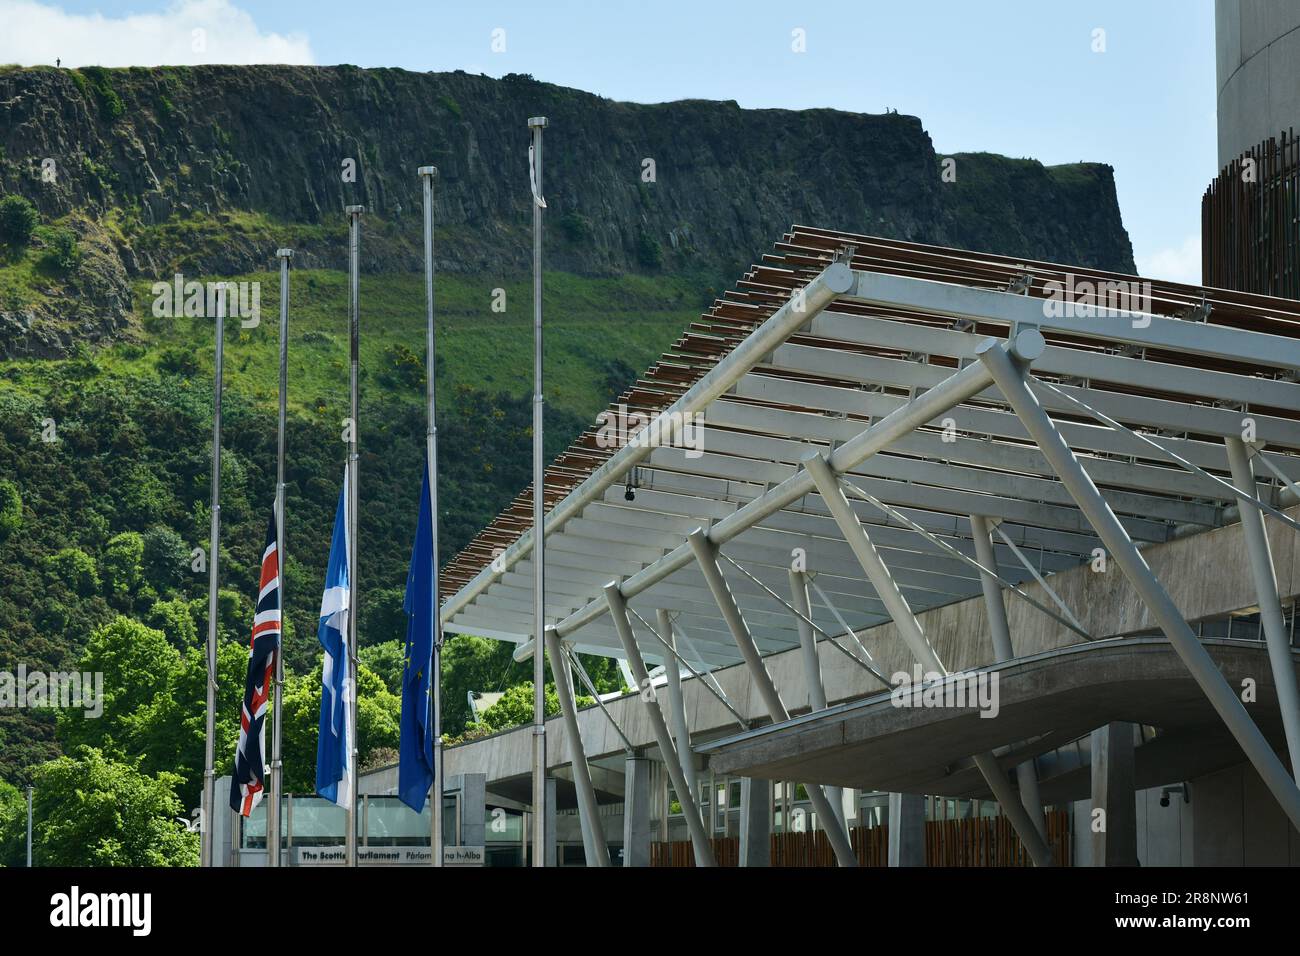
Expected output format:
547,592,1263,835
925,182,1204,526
398,460,436,812
316,470,354,809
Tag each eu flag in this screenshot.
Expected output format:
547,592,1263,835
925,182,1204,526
398,461,436,811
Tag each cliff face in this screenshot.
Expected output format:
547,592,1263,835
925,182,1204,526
0,65,1134,351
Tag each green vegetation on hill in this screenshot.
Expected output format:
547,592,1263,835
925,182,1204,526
0,261,676,801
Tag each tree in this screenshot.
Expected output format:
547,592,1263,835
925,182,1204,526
58,616,183,758
279,662,400,793
29,747,198,866
143,596,197,648
101,530,144,600
141,525,189,592
44,547,99,596
439,633,527,736
0,779,25,867
358,585,406,647
0,194,39,248
359,640,404,695
0,479,20,540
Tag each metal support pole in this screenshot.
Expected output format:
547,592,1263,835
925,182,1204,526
201,284,225,869
977,331,1300,832
543,626,610,866
603,583,716,866
528,115,549,868
418,165,445,866
687,531,857,867
803,419,1056,866
267,248,292,868
656,609,699,796
789,569,846,831
970,513,1047,841
1226,437,1300,778
345,204,364,867
25,785,32,867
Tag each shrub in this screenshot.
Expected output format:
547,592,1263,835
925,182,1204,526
0,479,20,539
0,194,39,247
46,227,81,272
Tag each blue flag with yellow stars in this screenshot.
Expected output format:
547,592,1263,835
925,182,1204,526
398,460,436,812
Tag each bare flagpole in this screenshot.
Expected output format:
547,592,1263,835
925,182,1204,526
201,283,226,868
345,204,364,867
268,248,292,867
528,116,548,867
417,165,443,867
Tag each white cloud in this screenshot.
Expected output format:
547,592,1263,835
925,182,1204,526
1136,232,1202,285
0,0,314,67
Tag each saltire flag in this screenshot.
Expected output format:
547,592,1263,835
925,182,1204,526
316,471,354,809
229,507,281,816
398,460,436,811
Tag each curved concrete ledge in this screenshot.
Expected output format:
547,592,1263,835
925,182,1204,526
700,637,1297,799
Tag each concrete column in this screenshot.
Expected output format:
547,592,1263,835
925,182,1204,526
544,777,558,867
457,772,487,849
1090,722,1138,867
888,792,926,867
622,755,652,867
739,777,772,866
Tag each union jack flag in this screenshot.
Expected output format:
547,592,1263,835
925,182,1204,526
230,508,281,817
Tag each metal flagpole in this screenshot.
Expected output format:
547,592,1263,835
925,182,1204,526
268,248,292,867
345,205,364,867
25,785,32,867
418,165,444,867
528,115,548,867
201,283,226,868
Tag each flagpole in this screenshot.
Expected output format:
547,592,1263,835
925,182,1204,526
418,165,444,867
345,204,364,868
201,283,226,869
268,247,292,868
527,115,548,868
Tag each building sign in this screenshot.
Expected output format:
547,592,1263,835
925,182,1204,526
443,845,485,866
295,847,435,866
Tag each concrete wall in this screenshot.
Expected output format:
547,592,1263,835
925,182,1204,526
1071,784,1193,866
1190,761,1300,865
1216,0,1300,165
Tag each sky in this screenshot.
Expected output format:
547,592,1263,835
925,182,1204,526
0,0,1218,282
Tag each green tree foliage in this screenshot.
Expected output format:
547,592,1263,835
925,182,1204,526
0,478,20,540
28,747,197,866
101,530,144,601
58,617,183,756
141,525,190,592
0,779,25,866
359,641,404,695
469,681,597,734
279,662,401,793
46,227,81,272
44,547,100,596
0,194,39,248
143,596,197,648
358,585,406,647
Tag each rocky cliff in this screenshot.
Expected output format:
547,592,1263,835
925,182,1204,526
0,65,1134,353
